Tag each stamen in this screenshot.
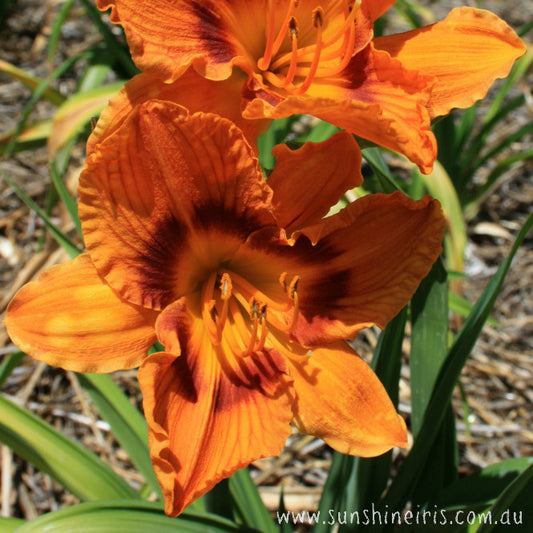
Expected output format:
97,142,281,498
256,304,269,351
242,299,260,357
201,271,219,343
283,17,299,87
214,273,232,343
258,0,298,71
295,8,324,95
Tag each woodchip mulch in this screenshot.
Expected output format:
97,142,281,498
0,0,532,520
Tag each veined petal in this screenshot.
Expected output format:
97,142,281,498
374,8,526,118
80,100,277,311
5,254,157,373
96,0,243,82
268,131,363,233
289,341,407,456
244,45,437,174
139,298,293,516
87,71,270,156
290,192,445,346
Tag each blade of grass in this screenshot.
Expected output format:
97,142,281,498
410,258,448,435
13,501,250,533
410,259,457,504
0,351,25,388
375,211,533,521
3,51,92,157
362,148,402,193
229,468,277,533
0,169,80,258
0,120,52,156
476,462,533,533
47,0,76,62
79,0,139,78
0,59,64,106
49,160,82,238
0,518,24,532
0,393,139,501
76,373,161,497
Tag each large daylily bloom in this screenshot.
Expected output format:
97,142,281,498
6,100,445,516
96,0,525,173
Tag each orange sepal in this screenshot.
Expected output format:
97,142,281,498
268,131,363,233
139,298,293,516
5,254,157,373
374,7,527,118
289,341,407,457
87,70,269,156
243,45,437,174
289,192,445,346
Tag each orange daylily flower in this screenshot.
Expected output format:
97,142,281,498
6,100,446,516
96,0,525,173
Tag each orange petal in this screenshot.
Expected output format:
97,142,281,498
289,341,407,456
139,298,293,516
5,254,157,373
80,100,276,311
289,192,445,346
86,70,269,157
244,45,437,174
268,131,363,233
374,8,526,118
96,0,243,82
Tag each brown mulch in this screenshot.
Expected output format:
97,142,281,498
1,0,532,521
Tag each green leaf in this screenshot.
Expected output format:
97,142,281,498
49,161,82,238
79,0,139,78
12,501,250,533
410,259,457,505
376,211,533,520
229,468,277,533
3,51,92,158
0,518,24,533
0,169,81,258
0,120,52,156
0,351,25,388
430,457,533,511
361,148,403,193
0,393,139,501
0,59,64,106
410,258,449,435
47,0,76,62
48,81,124,157
76,373,161,497
476,462,533,533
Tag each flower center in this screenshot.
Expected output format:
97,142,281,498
257,0,360,95
201,270,300,356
